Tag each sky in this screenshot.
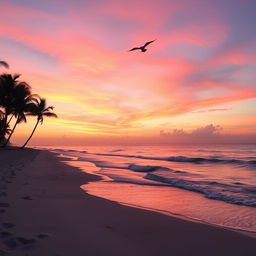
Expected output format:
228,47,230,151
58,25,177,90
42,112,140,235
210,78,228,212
0,0,255,145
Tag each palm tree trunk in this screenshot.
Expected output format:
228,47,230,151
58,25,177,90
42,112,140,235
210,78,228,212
20,119,40,149
0,112,9,145
7,114,14,126
2,115,19,147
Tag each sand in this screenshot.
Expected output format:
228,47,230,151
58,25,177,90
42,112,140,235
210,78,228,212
0,148,256,256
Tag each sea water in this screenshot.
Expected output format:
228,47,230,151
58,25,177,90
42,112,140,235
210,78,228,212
39,144,256,233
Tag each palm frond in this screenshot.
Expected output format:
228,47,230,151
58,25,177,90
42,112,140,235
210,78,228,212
44,106,54,112
17,112,27,123
0,61,9,69
29,94,40,99
29,96,40,106
43,112,58,118
13,74,21,81
39,98,46,110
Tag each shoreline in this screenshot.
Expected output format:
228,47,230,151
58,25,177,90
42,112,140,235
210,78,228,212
76,162,256,239
120,202,256,239
66,153,256,237
67,155,256,238
1,148,256,255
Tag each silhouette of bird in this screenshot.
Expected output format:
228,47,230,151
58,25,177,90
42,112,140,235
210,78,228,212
128,40,155,52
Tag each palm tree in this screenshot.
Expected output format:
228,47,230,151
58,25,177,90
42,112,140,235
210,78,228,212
0,74,31,145
0,74,19,142
20,97,57,149
0,60,9,69
2,93,38,147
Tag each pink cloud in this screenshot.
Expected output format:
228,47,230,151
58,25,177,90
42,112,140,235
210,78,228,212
161,124,221,137
195,108,229,113
98,0,181,27
207,43,256,67
150,23,228,50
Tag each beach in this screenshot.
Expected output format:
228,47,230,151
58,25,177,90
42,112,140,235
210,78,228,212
1,148,256,256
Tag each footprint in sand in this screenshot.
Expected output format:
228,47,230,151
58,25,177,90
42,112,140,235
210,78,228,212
0,192,7,197
2,223,15,229
3,238,19,250
21,196,32,200
3,237,36,250
37,234,49,239
15,237,36,245
0,203,10,208
105,225,116,231
0,231,12,238
37,233,50,239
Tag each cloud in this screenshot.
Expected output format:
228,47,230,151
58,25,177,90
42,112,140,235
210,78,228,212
195,108,229,114
161,124,221,136
191,124,221,135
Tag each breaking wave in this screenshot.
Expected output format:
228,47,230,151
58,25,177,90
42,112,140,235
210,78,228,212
95,153,256,165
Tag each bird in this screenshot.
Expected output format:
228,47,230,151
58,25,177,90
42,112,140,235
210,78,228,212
128,40,156,52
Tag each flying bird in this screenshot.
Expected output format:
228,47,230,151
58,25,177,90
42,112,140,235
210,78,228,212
128,40,156,52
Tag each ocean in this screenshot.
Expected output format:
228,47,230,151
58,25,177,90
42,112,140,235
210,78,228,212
39,144,256,233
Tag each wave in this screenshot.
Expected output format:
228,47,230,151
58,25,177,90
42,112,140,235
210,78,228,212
75,154,256,207
145,172,256,207
75,155,256,207
51,148,88,154
51,148,256,207
110,149,124,153
77,157,128,169
128,164,167,172
76,157,190,174
50,148,256,166
94,153,256,165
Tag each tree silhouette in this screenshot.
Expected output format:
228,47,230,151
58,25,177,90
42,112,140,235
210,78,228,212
0,74,31,145
20,97,57,149
0,65,57,148
2,93,38,147
0,110,11,144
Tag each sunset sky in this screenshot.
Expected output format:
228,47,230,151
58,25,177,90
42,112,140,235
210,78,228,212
0,0,255,145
